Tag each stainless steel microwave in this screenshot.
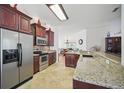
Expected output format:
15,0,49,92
36,37,47,45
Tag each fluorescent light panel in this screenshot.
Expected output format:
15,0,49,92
49,4,68,21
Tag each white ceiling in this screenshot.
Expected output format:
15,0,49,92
17,4,121,29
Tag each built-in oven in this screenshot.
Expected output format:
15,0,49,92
39,53,48,71
36,37,47,45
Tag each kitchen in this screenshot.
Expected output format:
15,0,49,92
0,4,124,89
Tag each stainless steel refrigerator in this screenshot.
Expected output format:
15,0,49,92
0,28,33,89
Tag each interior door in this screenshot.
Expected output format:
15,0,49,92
19,33,33,83
1,29,19,88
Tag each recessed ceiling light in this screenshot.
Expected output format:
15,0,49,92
46,4,68,21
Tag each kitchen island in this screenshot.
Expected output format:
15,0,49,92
71,51,124,89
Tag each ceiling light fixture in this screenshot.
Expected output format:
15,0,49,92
46,4,68,21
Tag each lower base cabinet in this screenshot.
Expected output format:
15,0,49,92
48,52,56,66
73,79,108,89
33,56,39,74
65,54,79,68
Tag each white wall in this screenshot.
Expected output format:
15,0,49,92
121,5,124,66
69,30,87,50
86,18,121,52
55,17,121,53
58,28,70,49
86,26,107,51
58,28,87,50
108,18,121,37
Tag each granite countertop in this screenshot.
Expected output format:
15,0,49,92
47,50,56,53
65,51,80,55
66,51,121,64
33,54,39,56
94,52,121,64
73,52,124,89
33,50,56,55
41,50,56,53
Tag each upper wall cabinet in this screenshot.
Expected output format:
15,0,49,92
19,14,32,34
31,23,46,38
0,5,18,31
46,30,54,46
0,4,32,34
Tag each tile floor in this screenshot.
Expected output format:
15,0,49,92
17,55,75,89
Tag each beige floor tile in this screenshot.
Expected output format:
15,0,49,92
17,55,75,89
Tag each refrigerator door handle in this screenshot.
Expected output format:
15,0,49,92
17,43,20,67
20,43,22,66
17,43,22,67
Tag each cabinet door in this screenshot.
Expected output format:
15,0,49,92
33,56,39,74
106,37,121,55
65,54,70,67
113,37,121,54
47,31,54,46
51,31,54,46
35,26,46,37
19,15,31,34
105,38,114,52
65,54,74,67
48,53,53,65
65,54,79,68
36,26,41,37
49,31,52,45
0,5,18,31
40,28,44,37
49,53,56,65
42,29,46,38
71,55,75,67
74,54,79,68
53,52,56,63
49,31,54,46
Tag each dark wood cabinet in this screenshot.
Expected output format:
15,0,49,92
36,26,42,37
65,54,79,68
31,23,47,45
31,23,46,37
19,15,32,34
0,5,18,31
48,52,56,66
105,37,121,55
33,56,40,74
46,30,54,46
0,4,32,34
73,79,108,89
31,24,41,37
